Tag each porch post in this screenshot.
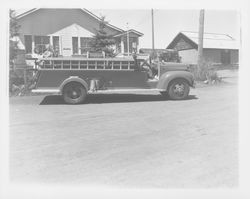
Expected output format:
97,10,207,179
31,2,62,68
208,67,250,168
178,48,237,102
60,36,63,56
49,36,53,46
31,35,35,53
78,37,80,54
136,37,139,53
121,38,124,54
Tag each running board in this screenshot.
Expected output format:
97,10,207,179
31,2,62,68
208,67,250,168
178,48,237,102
88,88,165,93
32,89,60,94
32,88,165,94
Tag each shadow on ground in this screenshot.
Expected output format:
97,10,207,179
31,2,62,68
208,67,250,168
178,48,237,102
40,93,198,105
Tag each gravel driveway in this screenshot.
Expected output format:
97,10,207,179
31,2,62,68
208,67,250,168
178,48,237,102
9,70,238,188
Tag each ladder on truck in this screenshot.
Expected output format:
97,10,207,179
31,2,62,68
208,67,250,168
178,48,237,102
39,57,138,71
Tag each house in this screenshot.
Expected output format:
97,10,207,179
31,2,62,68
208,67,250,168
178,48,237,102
15,8,143,57
167,31,239,65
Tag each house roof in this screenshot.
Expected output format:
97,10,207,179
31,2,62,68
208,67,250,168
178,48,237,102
15,8,38,19
15,8,124,33
113,29,143,37
167,31,239,50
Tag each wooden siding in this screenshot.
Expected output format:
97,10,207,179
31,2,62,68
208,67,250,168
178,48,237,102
17,9,120,37
179,48,239,64
230,50,239,64
179,49,198,64
174,38,194,51
203,49,222,63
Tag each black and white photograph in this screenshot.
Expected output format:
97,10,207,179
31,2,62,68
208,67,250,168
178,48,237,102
1,0,250,198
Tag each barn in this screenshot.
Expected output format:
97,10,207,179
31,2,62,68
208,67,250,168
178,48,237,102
167,31,239,65
15,8,143,57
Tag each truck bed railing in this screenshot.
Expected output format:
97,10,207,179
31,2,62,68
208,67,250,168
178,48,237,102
39,57,137,71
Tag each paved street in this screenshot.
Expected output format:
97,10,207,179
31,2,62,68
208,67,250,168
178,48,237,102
9,70,238,188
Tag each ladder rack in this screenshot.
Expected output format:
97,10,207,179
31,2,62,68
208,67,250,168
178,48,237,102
40,58,136,71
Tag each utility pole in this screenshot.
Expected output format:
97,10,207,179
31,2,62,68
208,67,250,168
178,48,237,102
197,9,205,70
151,9,155,57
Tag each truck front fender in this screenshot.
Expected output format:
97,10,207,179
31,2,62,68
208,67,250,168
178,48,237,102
59,76,89,93
157,71,195,90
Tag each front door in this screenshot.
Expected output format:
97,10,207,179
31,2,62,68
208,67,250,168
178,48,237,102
61,35,72,56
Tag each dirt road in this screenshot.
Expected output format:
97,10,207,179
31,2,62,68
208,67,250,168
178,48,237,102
9,70,238,188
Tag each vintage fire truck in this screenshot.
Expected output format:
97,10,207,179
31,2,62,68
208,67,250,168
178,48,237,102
32,56,195,104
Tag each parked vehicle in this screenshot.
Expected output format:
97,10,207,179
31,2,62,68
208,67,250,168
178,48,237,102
32,56,195,104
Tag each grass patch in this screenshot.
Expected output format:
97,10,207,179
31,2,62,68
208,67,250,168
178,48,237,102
189,61,222,84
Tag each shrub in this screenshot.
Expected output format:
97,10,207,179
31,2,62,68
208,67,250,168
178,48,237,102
190,60,222,83
9,69,38,96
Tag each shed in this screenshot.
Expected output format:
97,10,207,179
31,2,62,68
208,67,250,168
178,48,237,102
167,31,239,65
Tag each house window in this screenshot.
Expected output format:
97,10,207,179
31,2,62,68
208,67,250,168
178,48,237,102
124,37,137,54
80,37,92,54
24,35,32,53
53,36,60,55
72,37,79,54
34,36,50,54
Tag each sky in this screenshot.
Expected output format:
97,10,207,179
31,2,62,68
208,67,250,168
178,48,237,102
91,9,240,49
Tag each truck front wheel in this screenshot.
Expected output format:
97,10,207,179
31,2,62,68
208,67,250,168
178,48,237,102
167,79,190,100
62,82,87,104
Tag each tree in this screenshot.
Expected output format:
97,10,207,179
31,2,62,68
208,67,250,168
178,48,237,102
90,16,116,57
9,9,21,68
9,10,24,94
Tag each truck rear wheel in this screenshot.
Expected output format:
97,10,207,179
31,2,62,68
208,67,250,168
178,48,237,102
168,79,190,100
63,82,87,104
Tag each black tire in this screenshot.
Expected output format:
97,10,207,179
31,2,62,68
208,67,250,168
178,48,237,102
62,82,87,104
168,79,190,100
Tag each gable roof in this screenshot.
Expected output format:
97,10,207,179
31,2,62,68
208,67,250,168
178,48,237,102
15,8,38,18
113,29,143,37
15,8,124,33
167,31,239,50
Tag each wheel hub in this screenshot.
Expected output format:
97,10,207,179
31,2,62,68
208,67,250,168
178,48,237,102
72,91,78,97
173,84,185,95
67,87,81,99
